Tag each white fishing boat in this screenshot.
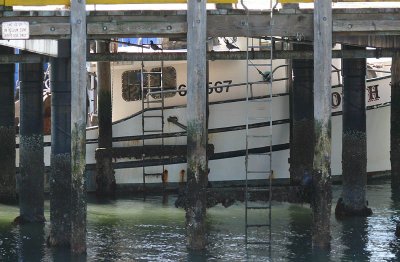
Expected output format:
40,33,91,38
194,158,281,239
13,37,392,191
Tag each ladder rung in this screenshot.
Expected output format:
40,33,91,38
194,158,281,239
246,206,270,209
246,224,270,228
249,63,272,67
246,188,270,192
246,241,271,245
143,115,163,118
144,100,163,104
249,99,272,103
247,170,272,174
143,130,163,132
142,71,162,74
247,152,272,156
143,86,162,89
248,117,271,121
143,173,163,176
248,45,271,49
247,135,272,138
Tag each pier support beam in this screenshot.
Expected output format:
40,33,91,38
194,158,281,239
18,51,45,223
0,46,16,203
290,43,314,188
70,0,87,254
335,45,372,217
312,0,332,250
185,0,208,250
95,40,115,196
391,52,400,187
48,40,71,247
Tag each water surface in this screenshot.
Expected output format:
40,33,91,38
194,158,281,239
1,179,400,261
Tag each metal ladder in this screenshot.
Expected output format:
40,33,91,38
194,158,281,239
141,46,165,189
243,0,276,247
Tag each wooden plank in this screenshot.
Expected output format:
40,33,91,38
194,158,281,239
89,0,237,3
334,19,400,33
5,0,67,5
312,0,332,250
70,0,87,255
4,0,236,6
280,0,399,2
1,10,400,40
87,21,186,38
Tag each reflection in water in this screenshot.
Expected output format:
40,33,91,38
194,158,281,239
91,216,122,261
286,205,312,261
390,187,400,261
18,223,45,261
0,180,399,261
340,217,371,261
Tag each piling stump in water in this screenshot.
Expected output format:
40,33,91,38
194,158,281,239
0,45,16,203
290,43,314,187
18,55,45,223
49,44,72,246
95,40,115,197
391,52,400,188
335,45,372,218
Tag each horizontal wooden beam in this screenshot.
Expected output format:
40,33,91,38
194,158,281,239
0,9,400,41
88,49,398,61
0,49,396,63
4,0,236,6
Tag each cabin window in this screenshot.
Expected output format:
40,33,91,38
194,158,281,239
122,67,176,101
121,70,148,101
149,66,177,99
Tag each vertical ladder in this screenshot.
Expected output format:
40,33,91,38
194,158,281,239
244,0,276,247
141,44,165,189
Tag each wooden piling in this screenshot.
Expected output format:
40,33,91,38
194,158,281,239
290,43,314,187
335,45,372,217
70,0,87,254
48,40,72,247
95,40,115,196
312,0,332,250
0,46,16,203
18,51,45,223
391,51,400,187
185,0,208,250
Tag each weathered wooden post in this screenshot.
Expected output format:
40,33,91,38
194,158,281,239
391,51,400,187
18,51,45,223
312,0,332,249
186,0,208,250
48,40,72,246
95,40,115,196
70,0,87,253
0,46,16,203
335,45,372,217
290,43,314,187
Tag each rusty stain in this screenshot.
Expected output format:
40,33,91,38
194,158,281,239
162,169,168,185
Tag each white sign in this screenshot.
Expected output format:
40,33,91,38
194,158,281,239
2,21,30,40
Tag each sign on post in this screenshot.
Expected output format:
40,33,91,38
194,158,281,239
2,21,29,40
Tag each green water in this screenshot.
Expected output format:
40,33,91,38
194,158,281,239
1,180,400,261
